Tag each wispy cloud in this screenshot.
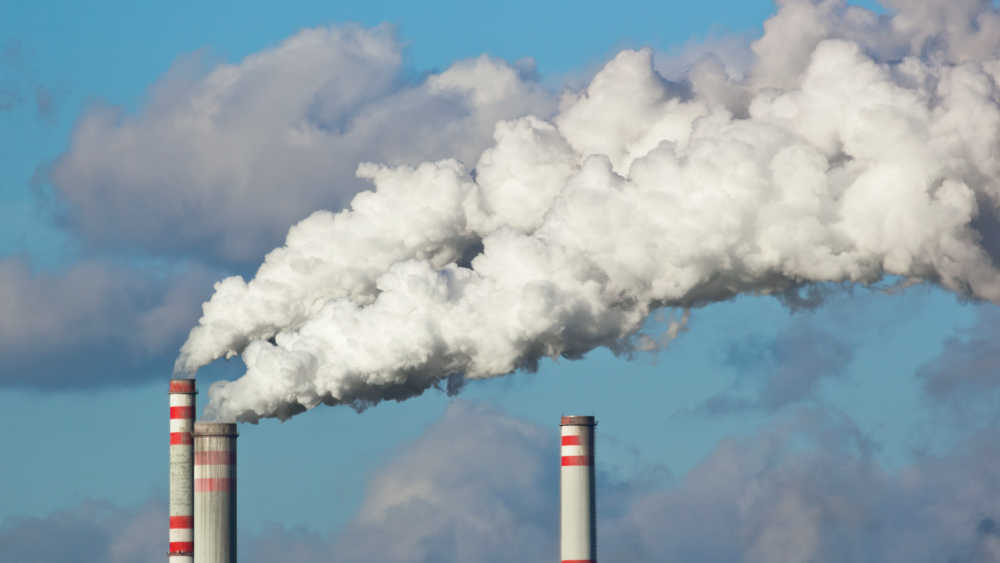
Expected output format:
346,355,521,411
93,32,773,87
917,306,1000,431
0,40,61,119
702,320,854,414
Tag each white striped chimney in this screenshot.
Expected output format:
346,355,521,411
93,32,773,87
560,415,596,563
194,422,238,563
168,378,196,562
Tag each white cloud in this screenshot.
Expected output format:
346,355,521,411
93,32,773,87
50,25,554,264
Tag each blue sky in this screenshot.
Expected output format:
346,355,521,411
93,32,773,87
3,1,1000,562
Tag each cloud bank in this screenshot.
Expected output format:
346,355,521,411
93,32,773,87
0,260,218,387
0,499,165,563
50,25,553,264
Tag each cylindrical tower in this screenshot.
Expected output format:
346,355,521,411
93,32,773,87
168,378,196,562
194,422,238,563
560,415,596,563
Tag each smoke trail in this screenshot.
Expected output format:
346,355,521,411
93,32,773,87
178,0,1000,422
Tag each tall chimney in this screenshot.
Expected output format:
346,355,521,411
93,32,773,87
194,422,238,563
168,379,196,562
560,415,596,563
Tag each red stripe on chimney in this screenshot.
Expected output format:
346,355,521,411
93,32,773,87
168,541,193,553
169,516,193,528
195,478,235,492
170,433,193,445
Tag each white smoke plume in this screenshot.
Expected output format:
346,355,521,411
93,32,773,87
178,0,1000,422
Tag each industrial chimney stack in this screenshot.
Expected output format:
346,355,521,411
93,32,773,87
194,422,238,563
172,389,597,563
560,415,596,563
168,379,196,562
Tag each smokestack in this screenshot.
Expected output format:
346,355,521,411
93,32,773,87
194,422,238,563
168,378,196,562
560,415,596,563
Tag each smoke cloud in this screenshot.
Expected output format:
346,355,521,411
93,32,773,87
179,0,1000,422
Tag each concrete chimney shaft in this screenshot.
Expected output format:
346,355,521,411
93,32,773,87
560,415,596,563
168,379,196,562
194,422,238,563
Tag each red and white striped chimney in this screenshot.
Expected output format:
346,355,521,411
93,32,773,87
560,415,596,563
168,378,196,562
194,422,238,563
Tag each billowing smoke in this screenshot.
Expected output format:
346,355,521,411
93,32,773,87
178,0,1000,422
